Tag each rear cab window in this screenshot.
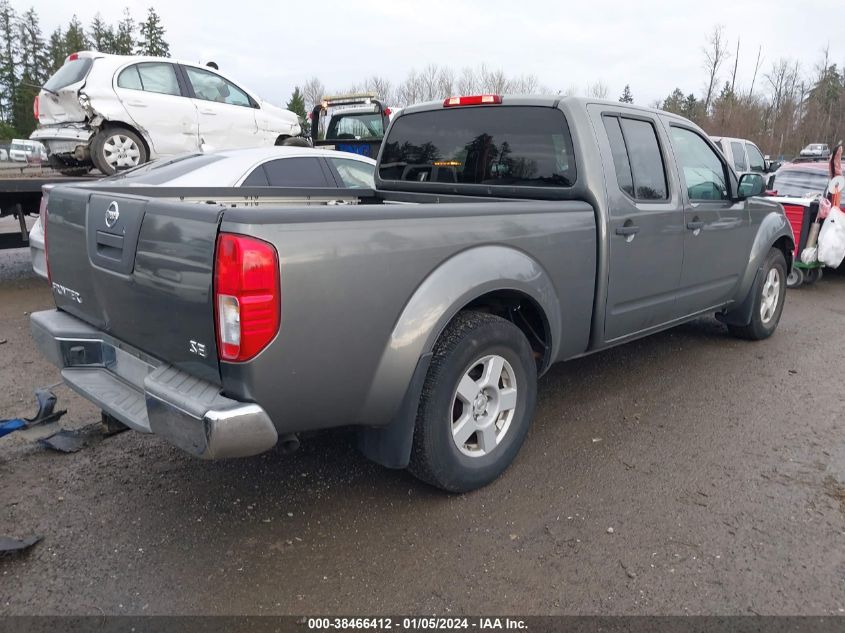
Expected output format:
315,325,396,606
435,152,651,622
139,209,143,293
44,57,93,91
379,106,576,191
602,114,668,201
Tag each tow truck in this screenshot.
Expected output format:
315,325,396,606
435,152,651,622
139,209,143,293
309,93,393,159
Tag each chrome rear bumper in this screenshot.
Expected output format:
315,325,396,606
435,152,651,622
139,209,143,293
30,309,278,459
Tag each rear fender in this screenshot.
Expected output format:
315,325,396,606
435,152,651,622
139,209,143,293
723,210,794,326
357,245,560,468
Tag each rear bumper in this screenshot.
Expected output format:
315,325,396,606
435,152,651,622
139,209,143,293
31,125,93,158
30,309,278,459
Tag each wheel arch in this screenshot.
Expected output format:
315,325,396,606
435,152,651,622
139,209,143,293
356,245,560,469
723,211,794,326
97,120,152,160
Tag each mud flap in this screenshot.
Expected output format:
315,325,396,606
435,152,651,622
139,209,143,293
356,353,432,469
718,265,764,327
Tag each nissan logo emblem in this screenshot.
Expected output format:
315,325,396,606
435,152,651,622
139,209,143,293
105,201,120,228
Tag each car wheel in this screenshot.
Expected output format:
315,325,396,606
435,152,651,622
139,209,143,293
728,248,787,341
278,136,312,148
803,267,822,285
408,311,537,493
786,266,804,288
92,127,147,175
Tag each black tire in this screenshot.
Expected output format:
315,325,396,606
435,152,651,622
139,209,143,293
728,248,787,341
786,266,804,288
278,136,312,148
92,126,148,175
803,267,822,285
408,311,538,493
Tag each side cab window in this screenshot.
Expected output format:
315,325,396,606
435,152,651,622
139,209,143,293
670,127,730,202
746,143,766,172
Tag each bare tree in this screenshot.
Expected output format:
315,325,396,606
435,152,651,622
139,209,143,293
437,66,455,98
457,66,478,95
302,76,325,113
748,45,763,98
587,82,608,99
703,25,730,115
364,75,393,103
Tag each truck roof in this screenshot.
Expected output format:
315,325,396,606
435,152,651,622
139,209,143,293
398,95,689,122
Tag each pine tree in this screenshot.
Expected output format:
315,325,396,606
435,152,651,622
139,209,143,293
19,9,48,83
0,0,19,125
64,14,89,55
113,9,136,55
618,84,633,103
661,88,685,114
46,27,67,73
286,86,308,134
136,8,169,57
89,13,115,53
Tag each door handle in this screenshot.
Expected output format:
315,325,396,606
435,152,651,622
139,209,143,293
615,225,640,236
126,101,147,107
686,220,705,231
199,109,217,115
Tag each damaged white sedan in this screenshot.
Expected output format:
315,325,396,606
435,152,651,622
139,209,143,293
31,52,301,175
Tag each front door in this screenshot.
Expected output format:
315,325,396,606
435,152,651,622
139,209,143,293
181,65,259,151
591,107,686,342
668,125,752,316
114,62,200,156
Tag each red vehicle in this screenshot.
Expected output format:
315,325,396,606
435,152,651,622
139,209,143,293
766,161,830,286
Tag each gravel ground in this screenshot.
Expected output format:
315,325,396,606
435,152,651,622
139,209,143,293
0,245,843,616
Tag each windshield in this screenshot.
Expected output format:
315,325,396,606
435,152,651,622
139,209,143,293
380,106,576,188
326,112,384,140
771,168,828,197
102,153,224,183
44,58,93,92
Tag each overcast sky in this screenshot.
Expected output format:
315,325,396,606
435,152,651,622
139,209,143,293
23,0,845,108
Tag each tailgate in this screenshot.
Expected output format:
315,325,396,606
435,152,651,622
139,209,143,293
46,188,222,383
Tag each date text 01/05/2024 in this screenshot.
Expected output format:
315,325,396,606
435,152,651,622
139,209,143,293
306,617,527,630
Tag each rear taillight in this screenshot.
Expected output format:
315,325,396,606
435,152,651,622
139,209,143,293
443,95,502,107
33,95,39,121
214,233,280,362
39,193,50,282
67,52,79,61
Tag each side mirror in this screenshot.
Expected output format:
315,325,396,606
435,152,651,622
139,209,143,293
737,173,766,199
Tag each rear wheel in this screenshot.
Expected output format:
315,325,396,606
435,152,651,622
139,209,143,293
92,127,147,175
408,311,537,493
728,248,787,340
803,267,822,285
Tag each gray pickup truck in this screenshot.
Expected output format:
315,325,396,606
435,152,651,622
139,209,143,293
31,95,793,492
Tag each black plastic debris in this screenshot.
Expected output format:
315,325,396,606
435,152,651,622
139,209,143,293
39,430,85,453
0,535,41,554
27,389,66,425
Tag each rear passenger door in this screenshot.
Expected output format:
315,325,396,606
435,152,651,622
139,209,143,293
592,107,685,342
114,62,200,156
668,125,751,316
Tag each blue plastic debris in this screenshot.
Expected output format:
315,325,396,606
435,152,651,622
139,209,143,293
0,389,66,439
0,418,26,438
